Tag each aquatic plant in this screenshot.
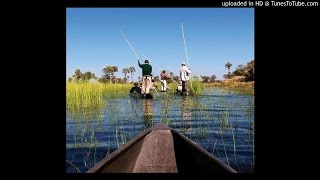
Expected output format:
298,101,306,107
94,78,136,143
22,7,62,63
66,160,81,173
189,77,204,95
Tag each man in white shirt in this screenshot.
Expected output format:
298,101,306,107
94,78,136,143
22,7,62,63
179,62,191,95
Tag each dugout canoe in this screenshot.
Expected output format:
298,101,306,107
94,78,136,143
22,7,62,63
87,123,237,173
129,93,153,99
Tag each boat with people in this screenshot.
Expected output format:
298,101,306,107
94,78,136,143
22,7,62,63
130,82,154,99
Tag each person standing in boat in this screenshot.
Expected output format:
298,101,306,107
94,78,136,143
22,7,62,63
180,62,191,95
138,59,153,97
160,70,169,92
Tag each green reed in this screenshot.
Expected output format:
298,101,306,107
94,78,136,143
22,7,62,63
67,83,107,149
66,83,133,172
220,127,229,166
189,77,204,96
67,82,105,111
168,82,178,94
231,123,237,162
66,160,81,173
119,124,127,146
101,83,132,98
160,95,171,125
193,93,254,170
67,82,131,111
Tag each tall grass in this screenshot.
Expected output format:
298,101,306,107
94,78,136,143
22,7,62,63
67,82,132,112
101,83,132,98
167,82,178,94
189,77,204,96
66,83,132,119
66,82,105,112
66,82,132,148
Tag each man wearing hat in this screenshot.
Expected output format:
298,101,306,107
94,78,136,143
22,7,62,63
138,59,153,96
180,61,191,95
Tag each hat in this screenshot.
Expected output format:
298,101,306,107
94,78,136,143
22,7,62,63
181,62,185,65
145,60,149,64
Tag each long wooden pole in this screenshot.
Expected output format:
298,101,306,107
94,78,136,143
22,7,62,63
121,30,139,60
142,54,162,72
181,23,192,89
181,23,190,68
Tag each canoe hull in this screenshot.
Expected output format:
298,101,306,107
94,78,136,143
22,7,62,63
130,93,153,99
87,123,237,173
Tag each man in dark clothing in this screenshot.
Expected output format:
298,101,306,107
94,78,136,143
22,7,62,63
130,82,141,95
138,59,153,96
138,59,152,76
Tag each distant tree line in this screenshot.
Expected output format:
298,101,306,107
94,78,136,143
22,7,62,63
227,60,254,82
68,59,254,84
200,60,254,83
200,75,217,83
69,69,97,83
69,65,135,84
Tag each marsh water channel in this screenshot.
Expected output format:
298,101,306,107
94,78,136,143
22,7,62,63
66,88,254,173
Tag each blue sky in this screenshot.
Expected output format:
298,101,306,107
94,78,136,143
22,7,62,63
67,8,254,81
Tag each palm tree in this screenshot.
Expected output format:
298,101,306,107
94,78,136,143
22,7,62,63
102,66,118,84
122,68,130,83
225,62,232,78
129,66,135,83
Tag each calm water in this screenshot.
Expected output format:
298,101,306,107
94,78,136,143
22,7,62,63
66,88,255,173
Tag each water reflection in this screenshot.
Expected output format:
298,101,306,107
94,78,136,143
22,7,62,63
160,94,169,124
141,99,154,127
181,96,192,132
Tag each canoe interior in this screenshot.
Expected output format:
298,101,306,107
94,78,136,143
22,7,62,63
171,130,236,173
87,123,237,173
